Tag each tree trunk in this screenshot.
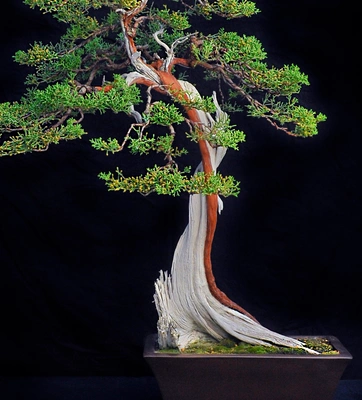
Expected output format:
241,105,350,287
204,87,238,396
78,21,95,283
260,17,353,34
119,14,313,350
153,83,311,352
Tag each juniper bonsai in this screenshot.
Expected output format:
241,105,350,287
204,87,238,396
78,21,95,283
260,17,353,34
0,0,326,352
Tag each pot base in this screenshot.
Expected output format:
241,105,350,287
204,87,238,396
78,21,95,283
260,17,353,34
144,334,352,400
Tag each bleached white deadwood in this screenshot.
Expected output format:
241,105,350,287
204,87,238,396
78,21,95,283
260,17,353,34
117,9,317,352
153,28,194,72
154,83,318,354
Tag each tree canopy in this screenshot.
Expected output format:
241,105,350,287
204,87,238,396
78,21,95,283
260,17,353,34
0,0,326,197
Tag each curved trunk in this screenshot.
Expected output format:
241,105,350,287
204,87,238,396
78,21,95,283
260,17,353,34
152,78,312,352
197,130,258,321
119,22,315,351
154,140,312,351
158,73,256,320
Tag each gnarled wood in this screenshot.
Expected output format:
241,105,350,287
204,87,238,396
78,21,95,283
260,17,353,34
154,140,315,352
118,6,316,353
153,84,315,353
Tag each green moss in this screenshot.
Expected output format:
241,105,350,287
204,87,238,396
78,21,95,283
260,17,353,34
157,337,339,355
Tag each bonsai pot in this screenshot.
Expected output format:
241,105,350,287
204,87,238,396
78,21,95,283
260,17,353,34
144,334,352,400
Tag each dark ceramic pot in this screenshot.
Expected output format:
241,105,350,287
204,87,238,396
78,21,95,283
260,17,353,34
144,334,352,400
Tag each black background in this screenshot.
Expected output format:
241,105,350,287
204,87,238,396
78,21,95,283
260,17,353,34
0,0,361,381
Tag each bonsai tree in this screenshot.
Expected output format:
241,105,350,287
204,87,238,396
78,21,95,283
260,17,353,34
0,0,326,353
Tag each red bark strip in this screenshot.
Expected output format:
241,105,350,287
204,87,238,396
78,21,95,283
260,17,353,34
122,41,258,321
157,71,258,322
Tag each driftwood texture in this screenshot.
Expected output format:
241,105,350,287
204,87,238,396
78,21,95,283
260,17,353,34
118,2,316,352
153,85,314,353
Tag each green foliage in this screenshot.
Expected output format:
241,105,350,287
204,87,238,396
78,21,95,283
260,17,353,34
64,15,101,40
246,95,327,137
187,115,246,150
99,166,240,197
196,0,260,19
0,102,28,129
101,166,190,196
173,92,217,114
191,27,326,137
187,172,240,196
14,26,124,87
155,6,191,31
0,117,86,156
146,102,185,126
118,0,141,11
193,30,266,64
23,77,140,115
84,37,108,56
105,10,121,26
16,42,84,85
128,132,187,157
0,75,141,156
0,0,327,197
89,137,121,155
90,131,188,158
249,64,310,95
23,0,104,23
23,0,105,44
15,42,59,66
